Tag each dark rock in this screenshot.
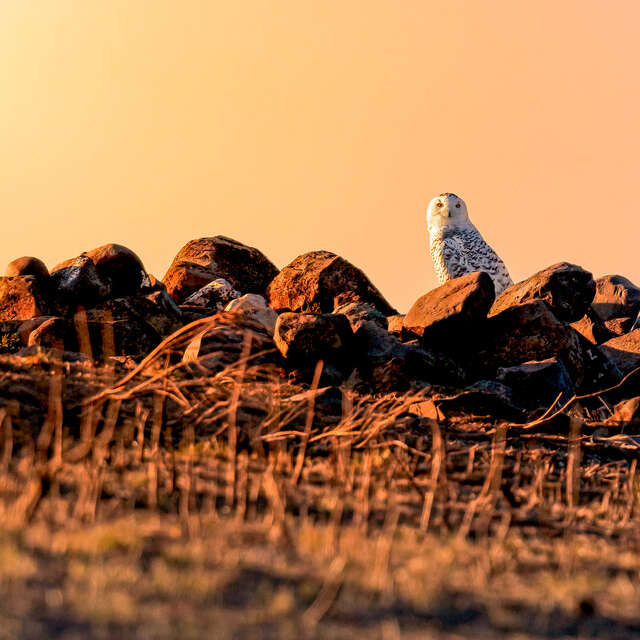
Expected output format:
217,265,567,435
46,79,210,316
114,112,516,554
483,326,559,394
0,276,49,321
274,312,355,382
28,317,75,351
490,262,595,323
435,380,526,422
5,256,49,280
599,329,640,376
496,357,575,410
183,313,279,372
83,243,147,297
266,250,396,316
475,300,584,384
163,236,278,303
16,345,91,364
571,308,614,345
50,256,109,313
333,302,388,331
182,278,240,310
283,386,343,428
84,296,182,339
404,272,494,346
591,275,640,324
577,333,622,393
28,313,159,359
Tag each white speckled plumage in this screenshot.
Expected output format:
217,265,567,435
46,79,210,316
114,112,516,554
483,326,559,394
427,193,513,296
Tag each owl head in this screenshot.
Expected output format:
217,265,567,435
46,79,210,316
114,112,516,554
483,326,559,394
427,193,470,232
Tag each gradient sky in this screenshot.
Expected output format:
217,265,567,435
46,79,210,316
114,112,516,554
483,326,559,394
1,1,639,312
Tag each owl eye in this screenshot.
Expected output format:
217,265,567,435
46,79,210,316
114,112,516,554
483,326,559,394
436,201,443,208
455,203,461,208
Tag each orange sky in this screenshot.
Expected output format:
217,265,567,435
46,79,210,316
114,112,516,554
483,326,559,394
1,1,639,312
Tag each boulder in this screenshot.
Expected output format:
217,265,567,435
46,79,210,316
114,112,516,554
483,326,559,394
28,317,75,351
496,357,575,410
81,244,147,297
5,256,49,280
274,312,355,381
266,250,396,316
333,302,388,332
50,256,109,313
599,329,640,376
183,278,241,310
0,276,48,321
474,300,584,384
224,294,278,335
27,314,160,359
591,275,640,324
490,262,595,323
404,272,494,346
570,309,614,345
182,314,279,372
84,296,182,339
434,381,526,422
163,236,278,303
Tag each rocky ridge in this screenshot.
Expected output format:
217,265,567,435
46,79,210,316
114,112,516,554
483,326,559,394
0,239,639,422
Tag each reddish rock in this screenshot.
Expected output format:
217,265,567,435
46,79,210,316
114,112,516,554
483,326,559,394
163,236,278,303
591,275,640,323
604,316,635,337
387,314,405,336
599,329,640,376
5,256,49,280
404,272,494,344
83,243,147,297
490,262,595,323
475,300,584,384
266,251,396,316
225,294,278,335
0,276,48,321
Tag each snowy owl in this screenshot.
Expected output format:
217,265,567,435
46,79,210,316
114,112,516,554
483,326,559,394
427,193,513,296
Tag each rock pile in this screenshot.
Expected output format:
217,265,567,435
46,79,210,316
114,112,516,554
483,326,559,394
1,238,639,417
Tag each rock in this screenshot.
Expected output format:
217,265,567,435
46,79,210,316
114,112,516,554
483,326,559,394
571,309,614,345
163,236,278,303
0,276,48,321
599,329,640,376
577,333,622,393
83,243,147,297
387,314,405,336
5,256,49,280
496,357,575,410
183,278,241,310
603,316,635,337
84,296,182,339
591,275,640,323
28,317,75,351
266,250,396,316
283,386,343,428
182,313,279,372
434,380,526,422
475,300,584,384
224,294,278,335
404,272,495,346
333,302,388,332
27,313,159,359
16,345,91,364
490,262,595,323
603,397,640,430
50,256,109,313
273,312,355,382
18,316,58,345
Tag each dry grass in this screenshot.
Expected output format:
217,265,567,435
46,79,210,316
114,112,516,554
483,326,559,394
0,314,639,638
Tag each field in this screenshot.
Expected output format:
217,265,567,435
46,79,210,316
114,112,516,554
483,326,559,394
0,316,639,639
